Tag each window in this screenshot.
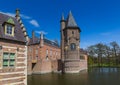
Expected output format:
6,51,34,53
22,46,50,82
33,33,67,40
72,31,74,34
46,49,48,55
3,53,15,67
4,18,15,36
56,52,58,56
6,25,12,35
5,24,14,36
29,47,32,52
80,56,85,60
46,49,48,59
50,50,52,56
70,43,76,50
35,49,38,55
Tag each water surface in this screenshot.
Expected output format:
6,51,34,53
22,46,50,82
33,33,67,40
28,68,120,85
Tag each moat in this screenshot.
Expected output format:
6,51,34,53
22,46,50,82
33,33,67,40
28,68,120,85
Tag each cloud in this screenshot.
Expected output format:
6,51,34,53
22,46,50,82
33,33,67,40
21,14,31,19
0,11,15,17
0,11,31,19
100,32,111,36
29,20,40,27
35,31,48,35
0,10,40,27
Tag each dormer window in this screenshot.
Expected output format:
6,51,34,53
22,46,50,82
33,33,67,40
3,18,15,36
6,25,13,35
5,24,14,36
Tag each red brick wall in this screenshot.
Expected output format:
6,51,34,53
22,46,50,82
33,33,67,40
27,43,61,74
79,54,88,71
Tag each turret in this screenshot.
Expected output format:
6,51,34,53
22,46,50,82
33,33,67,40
60,13,66,30
61,11,82,73
60,13,66,62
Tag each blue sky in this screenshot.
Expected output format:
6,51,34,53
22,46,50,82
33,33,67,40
0,0,120,49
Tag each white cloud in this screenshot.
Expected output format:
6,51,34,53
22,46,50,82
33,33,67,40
29,20,40,27
35,31,48,35
100,32,111,36
21,14,31,19
0,11,31,19
0,11,15,17
0,10,40,27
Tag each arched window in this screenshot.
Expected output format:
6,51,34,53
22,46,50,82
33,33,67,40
70,43,76,50
46,49,48,59
72,31,74,34
46,49,48,55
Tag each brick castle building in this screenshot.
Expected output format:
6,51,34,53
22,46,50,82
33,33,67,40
27,11,87,74
0,10,28,85
0,9,87,85
27,31,61,74
60,11,87,73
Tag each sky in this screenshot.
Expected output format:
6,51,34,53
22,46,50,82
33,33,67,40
0,0,120,49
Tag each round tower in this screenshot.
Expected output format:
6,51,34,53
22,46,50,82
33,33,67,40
60,13,66,62
61,11,81,73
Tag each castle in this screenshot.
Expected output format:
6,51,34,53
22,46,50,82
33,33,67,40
27,11,87,74
0,9,87,85
60,11,87,73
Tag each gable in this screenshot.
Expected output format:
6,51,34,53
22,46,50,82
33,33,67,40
6,18,15,25
0,13,26,43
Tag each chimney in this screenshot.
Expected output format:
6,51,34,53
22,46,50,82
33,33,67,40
32,30,35,38
40,32,44,47
32,30,35,43
40,32,43,40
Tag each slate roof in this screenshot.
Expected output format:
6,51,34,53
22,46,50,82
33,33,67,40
28,36,60,47
0,13,26,42
66,11,78,27
44,38,59,47
28,36,39,45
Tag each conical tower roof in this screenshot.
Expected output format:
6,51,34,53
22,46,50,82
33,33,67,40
66,11,78,27
61,13,64,21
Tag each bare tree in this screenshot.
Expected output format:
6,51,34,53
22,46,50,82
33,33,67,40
110,41,120,65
